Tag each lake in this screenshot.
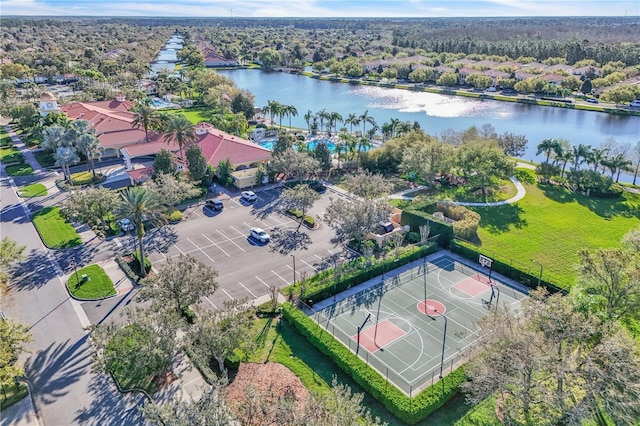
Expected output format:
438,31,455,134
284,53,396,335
219,69,639,176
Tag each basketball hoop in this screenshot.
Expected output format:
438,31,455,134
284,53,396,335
479,254,493,269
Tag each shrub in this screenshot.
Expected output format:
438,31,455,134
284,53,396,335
166,210,183,222
70,171,95,186
282,303,466,424
435,202,480,240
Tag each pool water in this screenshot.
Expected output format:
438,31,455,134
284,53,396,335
152,97,175,109
257,138,338,152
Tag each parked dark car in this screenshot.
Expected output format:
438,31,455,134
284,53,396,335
205,198,223,211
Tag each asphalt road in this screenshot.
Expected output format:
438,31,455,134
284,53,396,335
1,170,143,425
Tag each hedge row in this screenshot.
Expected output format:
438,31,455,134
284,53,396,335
436,202,480,241
400,210,453,246
294,243,439,303
286,209,315,227
450,239,567,293
282,303,466,424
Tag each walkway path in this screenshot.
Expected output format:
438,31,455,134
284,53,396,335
385,175,527,207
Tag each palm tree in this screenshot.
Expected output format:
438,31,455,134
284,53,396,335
263,100,282,129
329,111,343,135
359,110,376,136
587,147,609,172
603,154,633,182
76,133,102,179
304,109,314,132
536,138,561,163
396,121,412,137
163,113,196,160
381,122,393,141
389,118,400,137
316,109,330,135
632,141,640,185
284,104,298,129
357,137,372,168
571,144,591,173
556,149,573,178
344,113,360,134
116,187,162,278
132,103,161,143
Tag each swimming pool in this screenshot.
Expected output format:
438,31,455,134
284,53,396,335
257,138,337,152
152,97,176,109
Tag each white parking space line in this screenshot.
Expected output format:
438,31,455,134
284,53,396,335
203,296,217,309
186,237,217,264
221,288,235,300
217,229,246,252
255,276,272,289
229,225,247,237
173,243,187,255
201,233,231,257
113,237,122,248
238,281,257,298
300,258,319,271
271,270,290,285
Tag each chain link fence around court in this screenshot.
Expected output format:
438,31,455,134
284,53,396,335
304,299,462,397
301,260,473,396
302,255,527,395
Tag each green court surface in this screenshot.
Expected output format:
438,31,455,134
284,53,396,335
310,254,527,396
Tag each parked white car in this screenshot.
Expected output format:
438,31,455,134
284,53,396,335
241,191,257,202
249,227,270,243
118,218,134,231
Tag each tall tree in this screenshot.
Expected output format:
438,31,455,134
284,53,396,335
280,184,320,231
62,187,120,232
131,102,160,143
283,104,298,129
163,113,196,160
185,144,208,183
457,141,515,199
631,140,640,185
269,149,320,182
116,187,163,278
497,132,528,158
139,255,219,318
575,247,640,321
359,110,376,137
463,288,640,426
536,138,561,163
344,113,360,134
145,173,201,211
152,149,178,178
0,319,32,388
75,132,102,179
0,237,26,289
400,139,452,187
186,300,255,373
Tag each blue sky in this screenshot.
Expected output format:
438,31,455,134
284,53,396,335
2,0,639,17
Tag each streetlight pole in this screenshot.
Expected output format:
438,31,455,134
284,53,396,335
291,254,296,286
423,257,427,303
531,259,543,287
432,309,448,379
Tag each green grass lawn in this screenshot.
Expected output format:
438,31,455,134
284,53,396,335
469,181,640,289
32,206,82,249
18,183,47,197
169,107,211,124
66,264,116,299
0,382,29,411
4,164,33,176
0,147,24,164
0,132,13,148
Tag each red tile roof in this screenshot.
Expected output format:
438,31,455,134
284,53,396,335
197,128,271,167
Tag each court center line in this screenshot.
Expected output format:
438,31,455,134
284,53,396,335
238,281,257,298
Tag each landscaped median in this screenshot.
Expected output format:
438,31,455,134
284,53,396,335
18,183,47,198
282,303,466,424
66,264,116,300
31,206,82,249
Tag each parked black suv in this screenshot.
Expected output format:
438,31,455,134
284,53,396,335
205,198,223,211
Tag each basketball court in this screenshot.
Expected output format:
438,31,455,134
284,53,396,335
309,253,527,396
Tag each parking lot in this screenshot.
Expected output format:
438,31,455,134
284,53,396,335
143,186,352,309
